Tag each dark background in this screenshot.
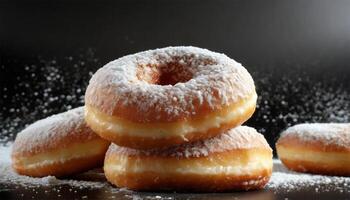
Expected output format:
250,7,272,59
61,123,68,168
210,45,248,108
1,0,350,149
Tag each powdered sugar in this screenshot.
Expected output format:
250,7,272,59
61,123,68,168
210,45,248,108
85,46,256,122
109,126,272,158
12,107,98,155
280,123,350,147
267,159,350,193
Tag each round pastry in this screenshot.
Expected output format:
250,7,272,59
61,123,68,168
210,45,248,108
85,46,257,149
276,123,350,176
104,126,273,191
11,107,110,177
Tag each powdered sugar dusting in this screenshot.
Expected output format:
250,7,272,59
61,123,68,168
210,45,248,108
267,159,350,193
280,123,350,147
110,126,272,158
85,46,256,122
12,107,98,156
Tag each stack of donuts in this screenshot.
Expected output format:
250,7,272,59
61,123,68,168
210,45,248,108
12,47,273,192
86,46,273,191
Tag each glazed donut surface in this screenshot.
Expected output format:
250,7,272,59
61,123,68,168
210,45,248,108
276,123,350,176
11,107,110,177
85,46,257,149
104,126,273,191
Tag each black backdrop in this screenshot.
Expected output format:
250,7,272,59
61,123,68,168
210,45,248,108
1,0,350,150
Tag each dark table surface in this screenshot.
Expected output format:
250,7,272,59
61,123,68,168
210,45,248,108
1,0,350,199
1,185,348,200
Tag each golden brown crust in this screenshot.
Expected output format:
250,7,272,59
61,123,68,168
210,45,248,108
277,134,350,153
13,151,106,177
104,130,273,191
279,159,350,177
105,171,271,192
12,129,104,158
85,91,257,124
106,126,272,158
85,99,256,150
104,151,272,192
85,93,256,125
276,133,350,176
105,147,272,166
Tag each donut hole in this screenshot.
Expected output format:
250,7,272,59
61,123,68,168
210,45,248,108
137,62,194,86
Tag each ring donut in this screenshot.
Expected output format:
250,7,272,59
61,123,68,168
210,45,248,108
104,126,273,191
85,46,257,149
276,123,350,176
11,107,110,177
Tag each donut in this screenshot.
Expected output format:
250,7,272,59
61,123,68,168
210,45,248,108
104,126,273,191
85,46,257,149
11,107,110,177
276,123,350,176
